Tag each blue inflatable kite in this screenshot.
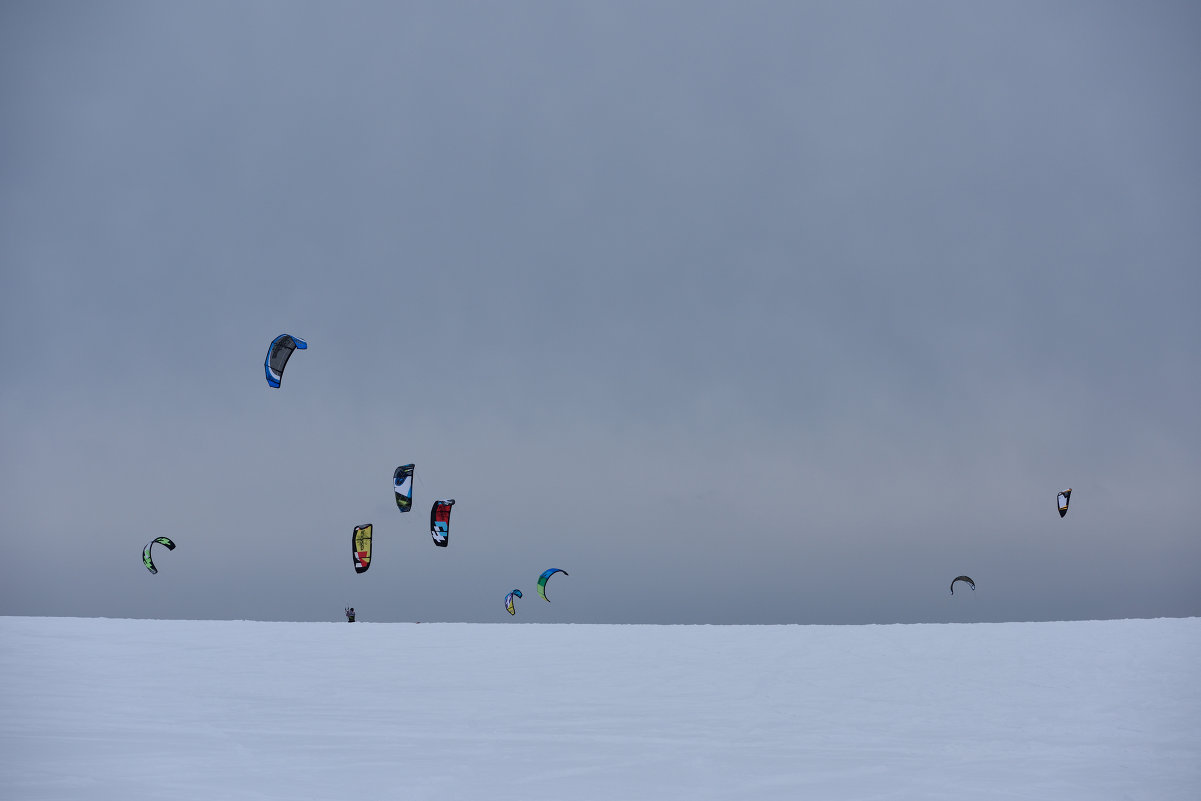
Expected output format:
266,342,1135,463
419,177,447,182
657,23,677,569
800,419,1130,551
264,334,307,388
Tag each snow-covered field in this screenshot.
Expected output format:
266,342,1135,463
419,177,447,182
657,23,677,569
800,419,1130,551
1,617,1198,800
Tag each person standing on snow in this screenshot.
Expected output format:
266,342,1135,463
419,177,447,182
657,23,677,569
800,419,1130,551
345,607,355,623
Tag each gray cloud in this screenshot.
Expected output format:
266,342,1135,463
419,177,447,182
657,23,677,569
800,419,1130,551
2,1,1198,623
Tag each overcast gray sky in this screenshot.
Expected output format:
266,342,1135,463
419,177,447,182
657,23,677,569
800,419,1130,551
2,1,1198,624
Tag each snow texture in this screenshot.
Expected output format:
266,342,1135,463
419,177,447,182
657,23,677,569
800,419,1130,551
2,616,1198,800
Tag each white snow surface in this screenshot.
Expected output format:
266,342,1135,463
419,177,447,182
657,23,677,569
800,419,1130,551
2,616,1198,800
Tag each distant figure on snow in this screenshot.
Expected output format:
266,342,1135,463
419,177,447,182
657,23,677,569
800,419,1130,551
345,607,355,623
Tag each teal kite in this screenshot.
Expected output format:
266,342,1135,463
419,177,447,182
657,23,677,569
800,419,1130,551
536,569,568,602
